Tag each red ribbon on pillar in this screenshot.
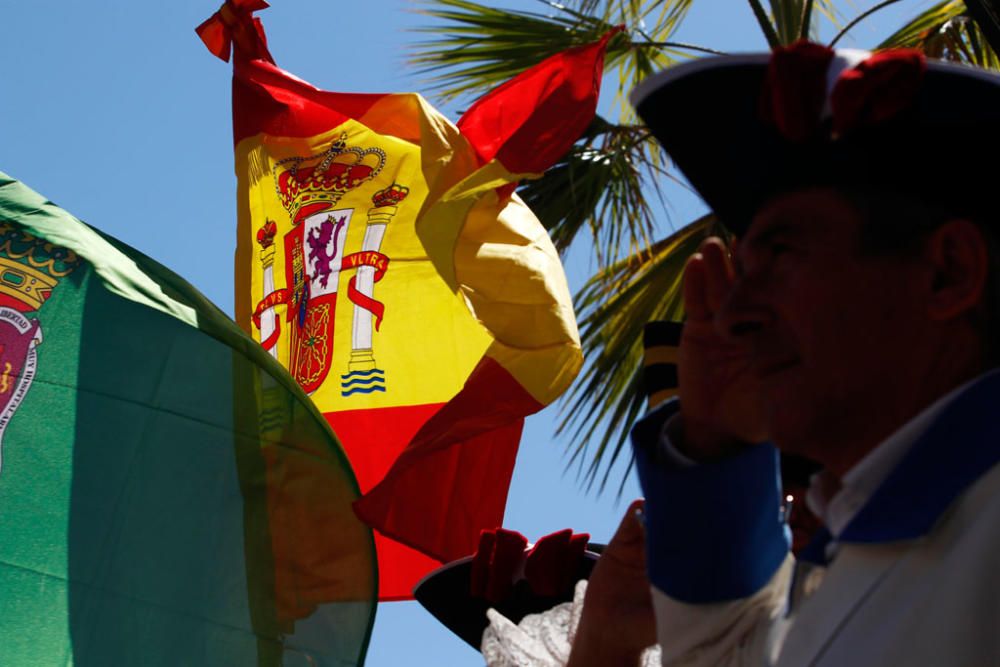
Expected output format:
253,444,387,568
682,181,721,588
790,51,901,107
342,251,391,331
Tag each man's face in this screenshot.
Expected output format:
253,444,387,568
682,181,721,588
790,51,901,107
722,188,927,469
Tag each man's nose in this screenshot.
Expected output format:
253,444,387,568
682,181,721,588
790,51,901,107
716,279,772,342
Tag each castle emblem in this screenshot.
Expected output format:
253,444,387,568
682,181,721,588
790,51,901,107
0,224,81,478
251,134,408,397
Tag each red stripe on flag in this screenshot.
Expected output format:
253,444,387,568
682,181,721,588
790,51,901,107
198,1,386,144
327,402,447,600
457,29,619,173
354,356,543,564
327,403,445,495
370,534,444,602
233,60,385,145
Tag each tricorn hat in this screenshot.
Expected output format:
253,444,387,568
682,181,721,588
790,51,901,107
414,528,602,650
631,42,1000,235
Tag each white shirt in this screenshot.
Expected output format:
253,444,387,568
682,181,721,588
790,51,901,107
660,370,997,543
808,371,992,538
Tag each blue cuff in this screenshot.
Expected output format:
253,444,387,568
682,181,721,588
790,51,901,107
631,401,790,603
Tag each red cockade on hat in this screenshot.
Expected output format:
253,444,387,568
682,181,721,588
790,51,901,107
759,40,926,141
469,527,591,604
759,41,835,142
470,529,528,604
830,49,926,136
523,528,590,597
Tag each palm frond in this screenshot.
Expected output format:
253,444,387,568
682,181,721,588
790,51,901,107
937,14,1000,67
409,0,626,103
793,0,841,41
878,0,1000,69
616,0,698,111
829,0,907,47
811,0,844,29
959,13,1000,67
748,0,784,46
556,215,722,493
801,0,818,39
571,0,680,26
519,117,668,263
878,0,964,49
742,0,844,45
411,0,704,119
750,0,841,45
771,0,809,44
963,0,1000,56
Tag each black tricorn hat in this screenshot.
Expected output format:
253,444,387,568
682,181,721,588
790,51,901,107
631,42,1000,236
413,531,602,650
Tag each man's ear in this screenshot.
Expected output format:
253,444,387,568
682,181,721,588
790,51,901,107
924,219,990,321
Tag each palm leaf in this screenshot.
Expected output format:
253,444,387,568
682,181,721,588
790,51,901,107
411,0,706,116
750,0,840,45
521,116,666,261
409,0,627,103
878,0,964,49
556,215,722,493
937,14,1000,66
826,0,906,46
772,0,808,44
878,0,1000,68
410,0,706,263
612,1,700,115
964,0,1000,56
748,0,784,46
572,0,665,22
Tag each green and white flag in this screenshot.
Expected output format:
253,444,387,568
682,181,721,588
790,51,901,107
0,173,377,666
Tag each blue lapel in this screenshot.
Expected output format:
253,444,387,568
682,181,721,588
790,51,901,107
797,525,833,565
840,371,1000,542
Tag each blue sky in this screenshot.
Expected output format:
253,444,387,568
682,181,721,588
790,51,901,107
0,0,929,663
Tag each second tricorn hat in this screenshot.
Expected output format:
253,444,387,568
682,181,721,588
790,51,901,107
631,42,1000,235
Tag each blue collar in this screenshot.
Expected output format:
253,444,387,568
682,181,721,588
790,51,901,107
797,525,833,565
839,371,1000,543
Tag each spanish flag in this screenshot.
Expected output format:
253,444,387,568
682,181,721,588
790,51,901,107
199,0,605,600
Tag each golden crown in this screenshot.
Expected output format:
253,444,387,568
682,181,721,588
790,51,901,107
0,224,82,312
274,134,387,224
372,183,410,208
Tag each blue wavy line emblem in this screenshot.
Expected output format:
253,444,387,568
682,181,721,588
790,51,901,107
341,368,385,379
340,367,387,396
341,385,387,397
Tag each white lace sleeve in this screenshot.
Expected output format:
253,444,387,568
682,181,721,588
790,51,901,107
480,580,661,666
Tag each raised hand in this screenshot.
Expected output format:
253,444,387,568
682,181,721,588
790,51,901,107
677,237,768,461
568,500,655,667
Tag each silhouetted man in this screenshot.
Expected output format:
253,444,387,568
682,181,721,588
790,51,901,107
617,43,1000,666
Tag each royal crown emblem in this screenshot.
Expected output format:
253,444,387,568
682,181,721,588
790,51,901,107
0,223,80,312
274,133,387,225
0,223,81,479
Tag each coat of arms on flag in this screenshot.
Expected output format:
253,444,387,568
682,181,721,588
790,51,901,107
252,133,405,397
0,225,81,477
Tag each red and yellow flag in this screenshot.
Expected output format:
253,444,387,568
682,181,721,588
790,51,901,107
200,0,607,600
